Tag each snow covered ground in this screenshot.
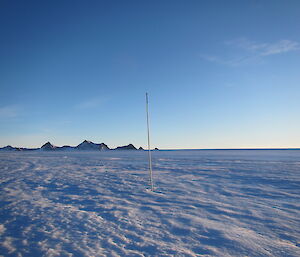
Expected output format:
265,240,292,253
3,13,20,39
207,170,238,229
0,150,299,256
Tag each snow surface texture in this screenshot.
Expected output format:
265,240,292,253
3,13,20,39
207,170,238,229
0,150,299,257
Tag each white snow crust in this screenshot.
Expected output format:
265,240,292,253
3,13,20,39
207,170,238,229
0,150,299,256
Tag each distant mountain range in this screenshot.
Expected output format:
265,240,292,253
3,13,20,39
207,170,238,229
0,140,154,151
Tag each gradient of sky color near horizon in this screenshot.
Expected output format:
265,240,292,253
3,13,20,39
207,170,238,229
0,0,299,149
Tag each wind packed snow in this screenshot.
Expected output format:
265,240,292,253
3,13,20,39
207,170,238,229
0,150,299,256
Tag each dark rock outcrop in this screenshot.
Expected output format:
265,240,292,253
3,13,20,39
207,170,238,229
76,140,110,151
0,145,20,151
114,144,137,150
99,143,110,151
41,142,57,151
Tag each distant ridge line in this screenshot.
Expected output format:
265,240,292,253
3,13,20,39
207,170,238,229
0,140,155,152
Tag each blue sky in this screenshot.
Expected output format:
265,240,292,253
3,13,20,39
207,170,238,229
0,0,299,149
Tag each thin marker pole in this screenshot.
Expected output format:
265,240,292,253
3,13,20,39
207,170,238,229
146,93,154,191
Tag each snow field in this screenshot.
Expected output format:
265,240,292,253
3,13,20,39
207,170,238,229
0,150,299,256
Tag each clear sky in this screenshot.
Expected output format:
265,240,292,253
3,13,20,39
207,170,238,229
0,0,299,149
